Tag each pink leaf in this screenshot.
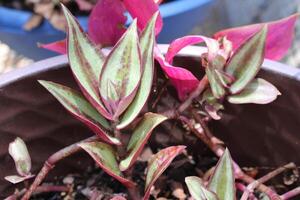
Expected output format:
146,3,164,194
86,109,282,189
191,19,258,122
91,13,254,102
88,0,127,47
155,47,199,101
38,39,67,54
214,14,298,60
165,35,219,63
123,0,163,35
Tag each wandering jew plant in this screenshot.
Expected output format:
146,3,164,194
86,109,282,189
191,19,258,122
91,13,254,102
40,4,175,193
4,0,300,199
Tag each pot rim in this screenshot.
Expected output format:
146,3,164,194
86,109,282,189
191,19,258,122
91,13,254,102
0,44,299,88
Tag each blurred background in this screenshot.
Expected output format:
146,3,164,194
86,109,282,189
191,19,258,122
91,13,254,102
0,0,299,73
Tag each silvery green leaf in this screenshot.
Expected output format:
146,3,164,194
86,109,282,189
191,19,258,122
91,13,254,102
8,137,31,176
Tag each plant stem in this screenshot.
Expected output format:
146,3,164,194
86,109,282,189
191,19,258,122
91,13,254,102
241,163,296,200
178,76,208,113
21,135,99,200
236,183,258,200
162,75,208,119
113,128,141,200
182,109,282,200
151,79,169,109
281,186,300,200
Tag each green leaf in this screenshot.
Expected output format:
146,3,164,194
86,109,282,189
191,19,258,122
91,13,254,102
8,137,31,176
206,66,226,99
119,113,167,171
226,26,267,94
61,5,111,119
208,149,235,200
214,69,234,88
228,78,280,104
79,141,134,187
99,20,142,119
144,146,186,200
39,81,121,145
117,12,158,130
185,176,219,200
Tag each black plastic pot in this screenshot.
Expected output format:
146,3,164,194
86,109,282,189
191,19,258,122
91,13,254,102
0,45,299,197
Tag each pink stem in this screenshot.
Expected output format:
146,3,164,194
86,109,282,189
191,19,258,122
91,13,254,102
21,136,99,200
281,187,300,200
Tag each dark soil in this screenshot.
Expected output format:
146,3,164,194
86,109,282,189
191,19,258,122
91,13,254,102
29,143,300,199
30,128,220,199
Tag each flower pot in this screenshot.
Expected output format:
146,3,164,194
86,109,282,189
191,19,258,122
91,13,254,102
0,0,215,61
1,45,299,197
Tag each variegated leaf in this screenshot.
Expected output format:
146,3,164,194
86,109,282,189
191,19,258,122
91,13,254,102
228,78,280,104
61,4,112,119
117,12,158,129
208,149,235,200
144,146,186,200
5,174,35,184
206,67,225,99
39,81,120,145
99,20,142,120
8,137,31,176
120,113,167,171
79,141,134,187
185,176,219,200
226,26,267,94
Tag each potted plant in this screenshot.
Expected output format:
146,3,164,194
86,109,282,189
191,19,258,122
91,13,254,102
1,2,300,199
0,0,214,60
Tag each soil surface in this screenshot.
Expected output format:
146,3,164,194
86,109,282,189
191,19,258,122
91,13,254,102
30,145,218,200
29,145,300,200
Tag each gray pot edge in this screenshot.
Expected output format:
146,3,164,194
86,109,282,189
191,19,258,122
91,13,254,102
0,44,299,87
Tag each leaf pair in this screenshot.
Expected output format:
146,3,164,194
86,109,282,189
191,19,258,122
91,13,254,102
5,138,35,184
40,6,159,145
185,149,235,200
78,113,167,187
64,3,148,121
82,144,185,199
206,26,280,105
